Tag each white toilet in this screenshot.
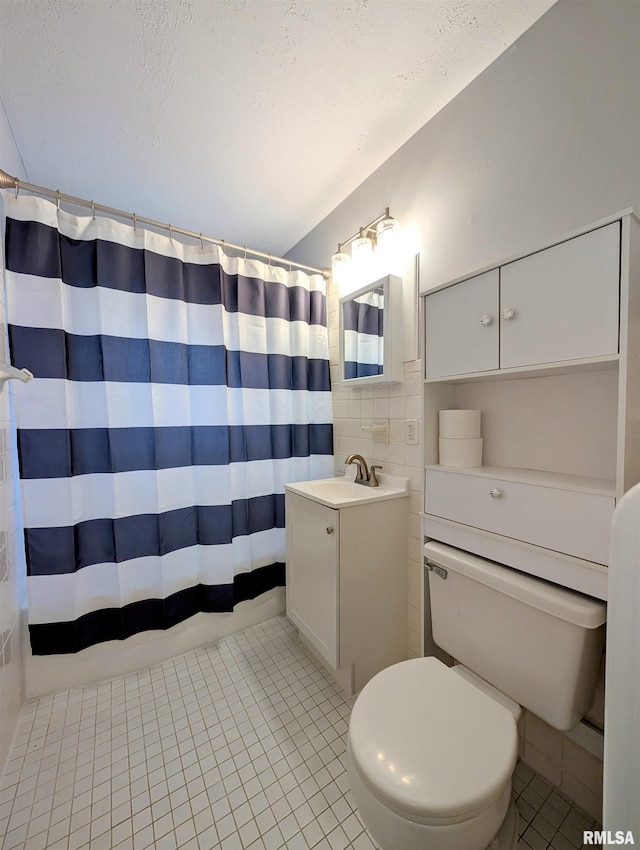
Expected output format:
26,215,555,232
347,542,606,850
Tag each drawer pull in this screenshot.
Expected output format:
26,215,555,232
480,314,493,326
490,488,503,499
501,307,516,320
326,526,334,535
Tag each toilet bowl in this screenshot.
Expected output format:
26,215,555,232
347,657,520,850
346,542,606,850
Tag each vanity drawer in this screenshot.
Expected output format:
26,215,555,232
425,468,615,564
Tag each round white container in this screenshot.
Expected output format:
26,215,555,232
439,437,483,467
439,410,481,439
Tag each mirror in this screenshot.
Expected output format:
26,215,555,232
338,275,402,386
343,285,385,379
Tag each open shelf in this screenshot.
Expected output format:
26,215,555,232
424,353,620,384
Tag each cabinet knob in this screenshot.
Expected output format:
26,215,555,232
326,526,334,535
501,307,516,320
480,314,493,326
490,488,502,499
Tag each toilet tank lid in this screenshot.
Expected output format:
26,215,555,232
423,542,606,628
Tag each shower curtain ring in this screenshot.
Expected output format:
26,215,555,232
169,224,173,242
91,201,96,221
199,233,204,251
14,178,19,199
56,190,61,210
133,213,137,231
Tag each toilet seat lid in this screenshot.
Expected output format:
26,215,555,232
348,657,518,821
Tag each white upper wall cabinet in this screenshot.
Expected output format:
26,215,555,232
425,223,621,380
422,211,640,601
500,223,620,369
425,269,499,379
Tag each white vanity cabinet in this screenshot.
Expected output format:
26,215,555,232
286,495,340,668
285,485,408,696
422,211,640,603
425,222,621,380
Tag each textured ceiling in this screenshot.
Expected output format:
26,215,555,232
0,0,555,258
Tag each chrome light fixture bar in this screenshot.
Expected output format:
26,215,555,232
331,208,400,288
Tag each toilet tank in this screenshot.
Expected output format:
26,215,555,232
424,542,606,731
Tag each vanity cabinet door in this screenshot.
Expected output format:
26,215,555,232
500,223,620,369
425,269,499,378
286,494,340,668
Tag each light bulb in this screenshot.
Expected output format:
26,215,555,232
331,246,351,290
376,209,400,269
351,229,374,284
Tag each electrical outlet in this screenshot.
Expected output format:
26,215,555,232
406,419,419,444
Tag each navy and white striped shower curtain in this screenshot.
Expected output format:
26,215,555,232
3,194,333,655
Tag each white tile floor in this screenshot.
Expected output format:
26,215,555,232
0,615,602,850
513,762,603,850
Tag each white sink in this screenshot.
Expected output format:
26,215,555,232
285,474,409,507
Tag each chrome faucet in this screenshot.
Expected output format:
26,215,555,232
345,453,369,481
345,454,382,487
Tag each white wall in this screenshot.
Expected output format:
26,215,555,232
0,99,28,186
0,96,29,777
288,0,640,288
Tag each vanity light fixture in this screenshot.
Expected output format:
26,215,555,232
331,208,400,291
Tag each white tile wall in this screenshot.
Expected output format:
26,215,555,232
0,219,28,779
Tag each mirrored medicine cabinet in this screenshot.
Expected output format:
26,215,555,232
338,274,402,386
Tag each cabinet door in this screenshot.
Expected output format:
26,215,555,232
425,269,499,378
500,223,620,369
286,495,339,668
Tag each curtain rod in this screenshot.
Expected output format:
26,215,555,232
0,168,330,279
